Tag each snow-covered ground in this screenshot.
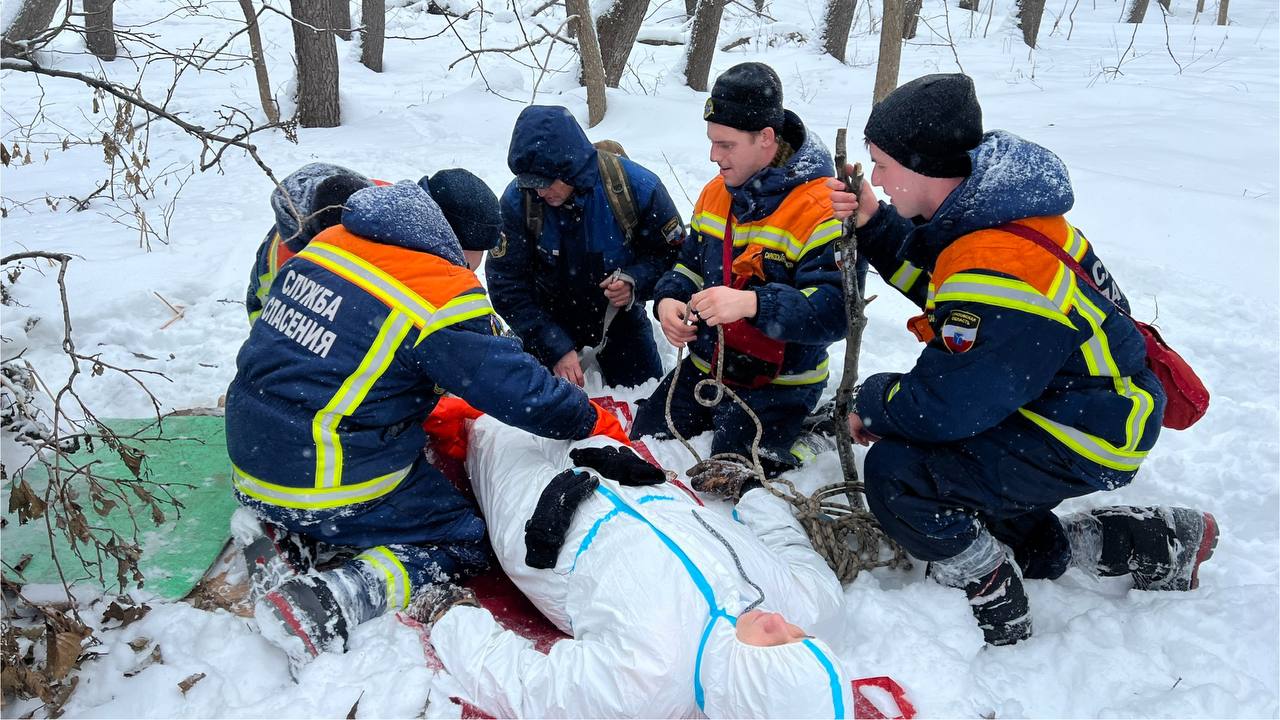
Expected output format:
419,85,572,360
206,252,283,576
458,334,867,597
2,0,1277,716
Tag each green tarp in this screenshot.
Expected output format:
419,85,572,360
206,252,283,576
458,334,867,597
2,416,236,600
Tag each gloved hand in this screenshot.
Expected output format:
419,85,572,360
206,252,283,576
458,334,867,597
588,401,631,446
525,469,599,569
570,445,665,487
407,581,479,629
688,457,761,501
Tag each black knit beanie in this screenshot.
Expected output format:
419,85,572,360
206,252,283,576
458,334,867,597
421,169,502,252
703,62,785,133
863,73,983,178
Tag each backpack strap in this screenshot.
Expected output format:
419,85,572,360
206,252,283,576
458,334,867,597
523,189,544,241
596,151,639,244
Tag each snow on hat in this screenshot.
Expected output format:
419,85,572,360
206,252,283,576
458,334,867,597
863,73,983,179
420,169,502,252
704,62,786,133
701,630,853,718
271,163,373,251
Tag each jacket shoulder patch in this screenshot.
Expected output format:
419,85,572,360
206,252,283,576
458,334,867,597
941,309,981,353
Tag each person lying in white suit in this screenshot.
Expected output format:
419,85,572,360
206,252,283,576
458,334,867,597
420,414,854,718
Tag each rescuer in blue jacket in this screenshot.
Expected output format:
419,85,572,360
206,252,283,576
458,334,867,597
225,181,628,667
830,74,1218,647
486,105,685,389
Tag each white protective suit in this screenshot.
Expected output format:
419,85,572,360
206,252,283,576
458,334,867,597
430,416,855,718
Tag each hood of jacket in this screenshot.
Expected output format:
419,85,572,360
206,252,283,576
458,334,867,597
901,130,1075,269
340,181,467,266
727,109,834,223
507,105,600,190
271,162,371,251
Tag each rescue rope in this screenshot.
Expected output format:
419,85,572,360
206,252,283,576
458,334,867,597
662,313,907,585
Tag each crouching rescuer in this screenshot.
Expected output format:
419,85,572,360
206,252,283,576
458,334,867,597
224,181,627,665
832,73,1219,646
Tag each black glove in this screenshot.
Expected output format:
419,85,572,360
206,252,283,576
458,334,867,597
406,581,479,628
688,457,761,500
569,445,665,486
524,469,599,569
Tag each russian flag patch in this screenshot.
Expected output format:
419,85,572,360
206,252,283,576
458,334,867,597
941,309,981,353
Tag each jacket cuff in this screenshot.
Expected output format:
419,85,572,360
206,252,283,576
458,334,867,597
752,287,780,338
616,270,639,311
854,372,902,435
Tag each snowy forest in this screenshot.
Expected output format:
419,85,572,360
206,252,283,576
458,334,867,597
0,0,1276,717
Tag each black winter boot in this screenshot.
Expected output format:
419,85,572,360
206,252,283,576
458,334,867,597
241,523,317,606
929,529,1033,646
255,563,386,666
1065,506,1219,591
962,558,1033,646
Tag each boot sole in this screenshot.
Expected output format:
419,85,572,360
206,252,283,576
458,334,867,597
1189,511,1219,590
265,591,320,658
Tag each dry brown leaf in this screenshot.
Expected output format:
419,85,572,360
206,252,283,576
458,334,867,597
102,600,150,627
127,637,150,652
45,631,83,681
124,645,162,678
177,672,205,695
7,479,47,524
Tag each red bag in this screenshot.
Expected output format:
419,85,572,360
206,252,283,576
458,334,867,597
709,219,785,388
999,223,1209,430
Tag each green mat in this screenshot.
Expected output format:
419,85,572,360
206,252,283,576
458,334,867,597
2,416,237,600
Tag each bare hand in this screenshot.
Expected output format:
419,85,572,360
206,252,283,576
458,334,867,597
825,163,880,228
554,350,585,387
688,287,757,327
847,412,881,446
599,275,634,308
658,298,698,348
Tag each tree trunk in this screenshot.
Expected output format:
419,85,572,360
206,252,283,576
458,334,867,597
327,0,352,40
1017,0,1046,46
872,0,904,105
1216,0,1228,25
566,0,607,127
360,0,384,72
2,0,61,58
958,0,979,12
686,0,698,17
82,0,116,60
1194,0,1205,16
684,0,725,92
290,0,341,128
902,0,923,38
237,0,279,123
820,0,857,62
596,0,646,88
1125,0,1150,23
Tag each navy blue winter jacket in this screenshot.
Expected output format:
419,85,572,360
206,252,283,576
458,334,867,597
487,106,685,363
856,131,1164,489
